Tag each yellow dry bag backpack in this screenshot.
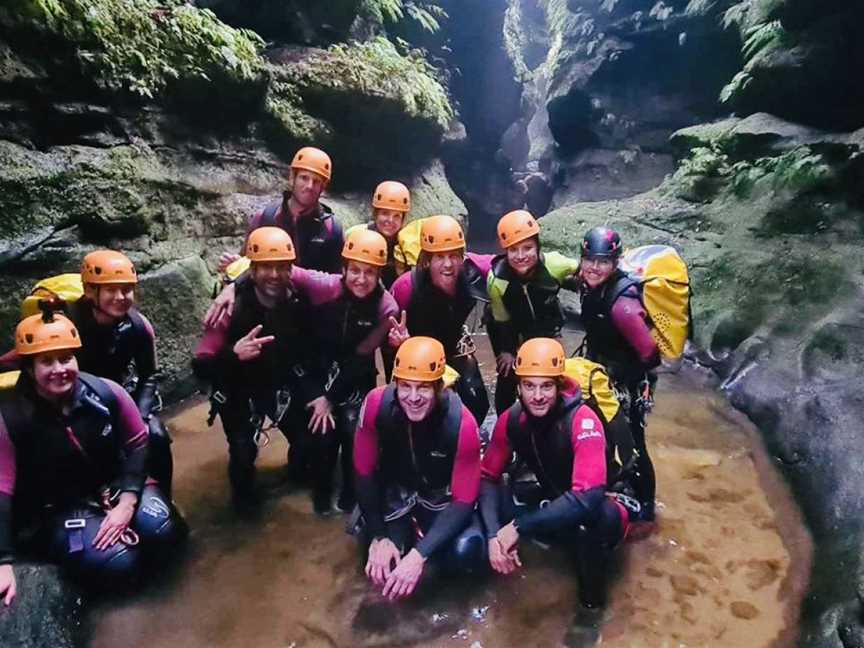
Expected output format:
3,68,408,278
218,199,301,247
618,245,691,361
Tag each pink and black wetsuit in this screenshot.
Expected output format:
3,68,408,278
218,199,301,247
580,269,661,517
353,385,483,562
288,268,398,510
478,379,628,606
390,253,494,424
245,193,344,273
0,373,181,574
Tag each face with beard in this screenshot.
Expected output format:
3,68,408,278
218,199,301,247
290,169,326,211
518,376,559,418
428,251,464,295
251,261,293,300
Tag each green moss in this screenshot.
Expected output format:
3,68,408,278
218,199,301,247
283,37,453,131
4,0,265,98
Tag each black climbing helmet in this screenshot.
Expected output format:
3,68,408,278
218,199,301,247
581,226,622,259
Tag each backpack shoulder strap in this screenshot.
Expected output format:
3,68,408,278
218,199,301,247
442,389,464,454
260,201,282,227
603,272,641,311
506,401,524,443
374,384,399,438
77,372,118,415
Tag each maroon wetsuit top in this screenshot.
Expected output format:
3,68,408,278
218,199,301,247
480,379,628,536
354,385,481,557
0,376,148,563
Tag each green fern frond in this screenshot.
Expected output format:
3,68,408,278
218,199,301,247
741,19,784,62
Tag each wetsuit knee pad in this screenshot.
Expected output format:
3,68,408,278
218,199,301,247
134,486,181,543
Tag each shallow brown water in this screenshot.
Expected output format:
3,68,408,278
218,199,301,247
89,332,811,648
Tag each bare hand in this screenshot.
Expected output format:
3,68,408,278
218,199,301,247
387,312,409,349
496,352,516,377
496,520,520,555
488,537,521,574
218,252,241,273
365,537,401,587
306,396,335,434
204,282,237,328
382,548,425,600
0,564,16,607
232,324,275,362
93,493,137,551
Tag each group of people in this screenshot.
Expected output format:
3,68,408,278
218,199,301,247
0,145,662,614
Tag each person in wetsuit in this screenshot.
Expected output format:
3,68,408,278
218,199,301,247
346,181,413,381
0,251,175,496
486,210,580,413
206,146,344,327
479,338,632,610
288,229,398,515
193,227,309,513
353,336,484,600
388,216,493,426
578,226,660,524
0,311,183,604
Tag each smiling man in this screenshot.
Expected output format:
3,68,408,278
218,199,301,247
352,336,484,600
193,227,310,513
478,338,631,610
208,147,345,327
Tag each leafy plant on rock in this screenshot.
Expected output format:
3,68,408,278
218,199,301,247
359,0,447,33
6,0,264,98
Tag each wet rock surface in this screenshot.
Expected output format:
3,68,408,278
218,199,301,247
0,563,83,648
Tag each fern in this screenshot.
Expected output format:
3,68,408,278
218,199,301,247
741,20,784,61
360,0,447,33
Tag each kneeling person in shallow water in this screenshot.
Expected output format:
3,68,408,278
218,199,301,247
193,227,309,512
479,338,631,609
353,337,484,600
0,311,183,605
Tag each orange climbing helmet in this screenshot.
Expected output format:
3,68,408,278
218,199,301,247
393,336,446,382
81,250,138,285
497,210,540,249
343,229,388,267
515,338,566,377
291,146,332,182
420,215,465,253
246,227,296,262
372,181,411,213
15,312,82,356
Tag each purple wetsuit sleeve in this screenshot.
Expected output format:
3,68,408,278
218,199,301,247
192,317,235,381
0,415,15,563
354,388,388,539
0,414,16,497
390,272,413,312
106,380,148,495
610,294,661,368
466,252,495,277
290,267,344,306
